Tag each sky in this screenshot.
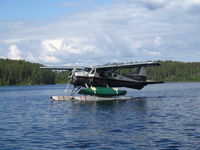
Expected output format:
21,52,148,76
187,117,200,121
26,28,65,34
0,0,200,65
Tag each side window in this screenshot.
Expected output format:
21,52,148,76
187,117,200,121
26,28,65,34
113,73,117,78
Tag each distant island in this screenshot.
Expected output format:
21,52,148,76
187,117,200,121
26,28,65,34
0,58,200,86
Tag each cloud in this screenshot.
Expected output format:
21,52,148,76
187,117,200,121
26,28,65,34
127,0,171,10
42,39,63,53
27,52,38,62
39,55,60,63
1,0,200,64
185,0,200,15
127,0,200,14
7,45,22,60
36,38,100,64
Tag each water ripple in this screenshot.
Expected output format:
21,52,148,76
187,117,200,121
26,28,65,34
0,83,200,149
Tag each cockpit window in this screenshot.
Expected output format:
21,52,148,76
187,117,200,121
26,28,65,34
85,68,91,72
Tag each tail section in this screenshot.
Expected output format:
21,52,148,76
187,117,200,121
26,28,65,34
124,67,147,82
131,67,146,76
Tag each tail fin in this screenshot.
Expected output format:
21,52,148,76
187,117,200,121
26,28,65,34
131,67,146,76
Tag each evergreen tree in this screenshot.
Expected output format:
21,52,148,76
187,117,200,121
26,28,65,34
0,58,56,85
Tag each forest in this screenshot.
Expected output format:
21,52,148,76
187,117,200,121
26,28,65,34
0,58,56,85
146,61,200,82
0,58,200,86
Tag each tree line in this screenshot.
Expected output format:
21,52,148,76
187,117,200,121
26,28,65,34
0,58,200,86
146,61,200,82
0,59,55,85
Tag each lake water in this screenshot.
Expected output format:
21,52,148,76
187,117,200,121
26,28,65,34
0,83,200,149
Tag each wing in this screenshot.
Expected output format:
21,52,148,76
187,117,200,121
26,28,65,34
95,61,160,70
40,66,90,71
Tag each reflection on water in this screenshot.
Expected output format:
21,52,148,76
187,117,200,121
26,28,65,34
0,83,200,149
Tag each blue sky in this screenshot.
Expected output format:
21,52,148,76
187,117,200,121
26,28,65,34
0,0,114,21
0,0,200,65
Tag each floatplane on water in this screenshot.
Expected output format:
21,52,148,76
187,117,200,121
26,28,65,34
40,61,163,101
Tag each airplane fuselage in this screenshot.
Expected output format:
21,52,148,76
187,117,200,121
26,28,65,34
70,70,148,90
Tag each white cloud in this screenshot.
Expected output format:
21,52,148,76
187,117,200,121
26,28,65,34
7,45,22,60
185,0,200,5
186,0,200,14
42,39,63,53
61,38,95,55
39,55,60,63
38,38,99,64
127,0,171,10
1,0,200,64
41,38,96,55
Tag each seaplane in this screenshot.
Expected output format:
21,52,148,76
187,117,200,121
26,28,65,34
40,61,163,101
